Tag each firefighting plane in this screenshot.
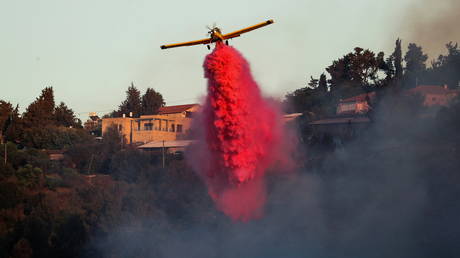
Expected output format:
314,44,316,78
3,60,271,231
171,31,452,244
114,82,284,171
160,19,274,50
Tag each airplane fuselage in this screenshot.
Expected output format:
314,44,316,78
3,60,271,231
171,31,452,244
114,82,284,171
210,28,225,42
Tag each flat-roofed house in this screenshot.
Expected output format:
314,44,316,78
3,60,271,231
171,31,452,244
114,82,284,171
102,104,199,144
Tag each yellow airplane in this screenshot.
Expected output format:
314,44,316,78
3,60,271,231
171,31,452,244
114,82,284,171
160,19,274,50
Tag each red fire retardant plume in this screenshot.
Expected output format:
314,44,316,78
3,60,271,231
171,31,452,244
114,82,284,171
189,43,291,222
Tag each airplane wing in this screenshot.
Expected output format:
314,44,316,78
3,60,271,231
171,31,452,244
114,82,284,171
160,38,212,49
223,19,274,40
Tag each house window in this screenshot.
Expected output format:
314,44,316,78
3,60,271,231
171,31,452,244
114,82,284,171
177,124,183,133
170,124,175,132
339,103,356,112
144,123,153,131
118,124,123,132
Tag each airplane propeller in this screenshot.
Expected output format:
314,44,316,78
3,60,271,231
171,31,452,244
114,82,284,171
206,22,217,35
205,26,212,36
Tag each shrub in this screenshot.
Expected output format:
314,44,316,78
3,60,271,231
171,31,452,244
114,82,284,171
45,175,65,191
15,165,43,188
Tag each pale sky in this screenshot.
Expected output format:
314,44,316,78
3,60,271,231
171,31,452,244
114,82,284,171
0,0,437,119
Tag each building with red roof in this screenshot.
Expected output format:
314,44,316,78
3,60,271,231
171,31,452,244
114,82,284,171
336,92,376,115
158,104,198,116
405,85,459,107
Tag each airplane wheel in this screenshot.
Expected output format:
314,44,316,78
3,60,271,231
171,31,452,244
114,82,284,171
207,45,211,50
225,40,229,45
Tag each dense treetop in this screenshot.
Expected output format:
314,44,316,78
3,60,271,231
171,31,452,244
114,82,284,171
114,83,165,117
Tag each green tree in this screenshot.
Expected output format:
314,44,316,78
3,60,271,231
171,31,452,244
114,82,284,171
22,126,91,149
109,148,152,182
55,102,81,128
0,100,14,132
0,101,22,142
404,43,428,88
326,47,385,99
393,38,403,79
23,87,55,128
16,165,44,188
318,73,328,93
444,42,460,88
117,82,142,118
284,81,335,117
428,42,460,89
141,88,165,115
379,39,403,92
98,124,124,173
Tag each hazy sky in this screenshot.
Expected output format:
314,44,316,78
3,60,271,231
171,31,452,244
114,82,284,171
1,0,455,119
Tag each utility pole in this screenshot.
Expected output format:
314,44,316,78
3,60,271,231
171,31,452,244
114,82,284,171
2,114,12,165
1,132,5,165
4,142,6,166
128,112,134,144
87,154,94,175
162,140,165,168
